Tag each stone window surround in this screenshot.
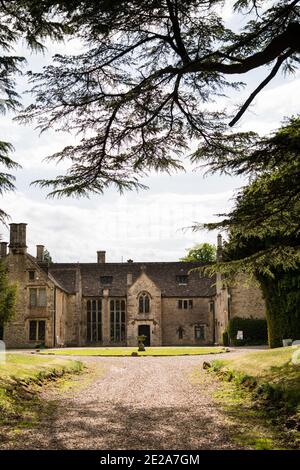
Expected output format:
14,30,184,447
28,318,46,342
177,299,193,310
28,270,35,281
194,324,205,340
138,291,151,314
100,276,113,285
29,287,47,307
176,275,189,285
177,325,185,339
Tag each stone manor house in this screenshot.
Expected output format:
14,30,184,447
1,223,266,348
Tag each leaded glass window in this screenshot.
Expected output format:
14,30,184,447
29,320,46,341
87,299,102,342
138,293,150,314
110,299,126,342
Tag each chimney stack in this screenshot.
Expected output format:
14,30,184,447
127,273,133,286
97,251,106,263
0,242,7,258
36,245,45,262
9,223,27,254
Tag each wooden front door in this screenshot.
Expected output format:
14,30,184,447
138,325,151,346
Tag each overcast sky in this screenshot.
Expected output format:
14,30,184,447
1,4,299,263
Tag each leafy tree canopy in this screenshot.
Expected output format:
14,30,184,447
194,116,300,277
181,242,216,263
0,0,68,222
16,0,300,197
0,260,16,331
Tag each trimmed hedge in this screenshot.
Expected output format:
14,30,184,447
227,316,268,346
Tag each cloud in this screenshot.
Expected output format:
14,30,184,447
2,188,234,262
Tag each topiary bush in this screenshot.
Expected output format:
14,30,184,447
227,316,268,346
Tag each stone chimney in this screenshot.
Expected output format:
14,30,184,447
9,223,27,254
97,251,106,263
0,242,7,258
36,245,45,262
217,233,223,262
127,273,133,286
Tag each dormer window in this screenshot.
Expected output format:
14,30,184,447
139,293,150,314
176,275,188,285
100,276,113,285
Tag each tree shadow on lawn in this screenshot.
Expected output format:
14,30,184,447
213,365,300,450
8,400,242,450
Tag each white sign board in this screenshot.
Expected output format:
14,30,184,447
237,330,243,340
0,340,5,364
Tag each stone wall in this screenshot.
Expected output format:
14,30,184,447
230,274,266,319
126,271,162,346
161,297,214,345
214,273,266,344
4,253,54,347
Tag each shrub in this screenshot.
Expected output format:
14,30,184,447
227,316,268,345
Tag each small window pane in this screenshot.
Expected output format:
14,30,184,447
110,298,126,342
195,326,205,340
28,271,35,281
29,289,37,307
100,276,113,285
29,320,37,340
189,300,193,309
38,288,46,307
178,327,184,339
176,275,188,285
144,296,150,313
121,324,126,341
38,321,46,341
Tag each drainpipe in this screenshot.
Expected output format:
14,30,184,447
212,301,216,344
53,287,56,347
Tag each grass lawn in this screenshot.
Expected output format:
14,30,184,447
215,346,300,377
208,346,300,450
40,346,226,356
0,353,83,381
0,353,83,440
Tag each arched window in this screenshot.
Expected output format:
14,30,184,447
139,293,150,314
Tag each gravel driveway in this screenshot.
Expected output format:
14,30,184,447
5,351,250,450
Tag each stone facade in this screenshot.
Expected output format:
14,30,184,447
1,223,266,348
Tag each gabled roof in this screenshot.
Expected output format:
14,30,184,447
26,254,70,293
48,262,216,297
